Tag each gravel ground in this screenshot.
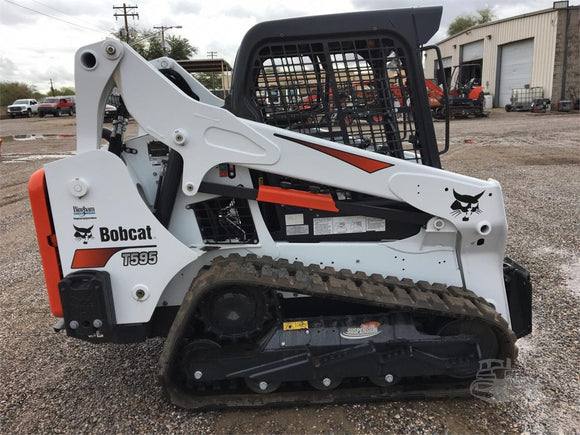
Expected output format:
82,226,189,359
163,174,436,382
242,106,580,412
0,110,579,434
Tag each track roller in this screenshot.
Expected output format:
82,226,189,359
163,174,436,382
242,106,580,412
308,377,342,390
369,373,399,387
244,378,281,394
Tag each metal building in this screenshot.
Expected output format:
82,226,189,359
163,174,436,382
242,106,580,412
423,2,579,108
177,59,233,98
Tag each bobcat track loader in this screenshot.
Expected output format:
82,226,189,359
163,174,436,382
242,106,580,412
29,7,532,409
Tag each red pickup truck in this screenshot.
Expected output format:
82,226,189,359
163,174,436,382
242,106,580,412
38,96,75,117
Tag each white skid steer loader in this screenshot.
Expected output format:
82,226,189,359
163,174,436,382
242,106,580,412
29,6,531,409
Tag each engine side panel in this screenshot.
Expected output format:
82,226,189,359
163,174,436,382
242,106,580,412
43,150,198,325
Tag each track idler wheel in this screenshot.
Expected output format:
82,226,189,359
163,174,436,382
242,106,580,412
308,377,342,391
244,378,281,394
438,319,499,360
179,339,221,383
438,319,500,378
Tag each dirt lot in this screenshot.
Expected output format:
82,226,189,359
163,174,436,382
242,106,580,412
1,110,579,434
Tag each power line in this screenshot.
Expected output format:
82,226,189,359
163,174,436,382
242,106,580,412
207,52,218,90
27,0,110,33
113,3,139,43
153,25,182,56
132,31,162,46
29,0,69,14
4,0,109,34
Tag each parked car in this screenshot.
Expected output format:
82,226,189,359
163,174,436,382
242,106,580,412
104,104,117,122
38,96,75,117
7,99,39,118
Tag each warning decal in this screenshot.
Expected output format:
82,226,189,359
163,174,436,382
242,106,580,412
283,321,309,331
313,216,385,236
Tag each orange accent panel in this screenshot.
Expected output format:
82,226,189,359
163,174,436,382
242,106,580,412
71,248,125,269
257,185,339,212
28,169,63,317
274,133,393,174
275,133,394,173
302,142,393,173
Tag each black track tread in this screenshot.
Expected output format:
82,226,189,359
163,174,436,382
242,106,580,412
159,254,517,410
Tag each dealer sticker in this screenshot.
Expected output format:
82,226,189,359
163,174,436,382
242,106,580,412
340,321,381,339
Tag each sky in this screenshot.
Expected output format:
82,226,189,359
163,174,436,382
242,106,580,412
0,0,574,95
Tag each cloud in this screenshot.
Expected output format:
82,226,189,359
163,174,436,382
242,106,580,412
0,51,73,92
0,0,571,94
220,5,256,19
257,3,354,20
37,0,105,17
350,0,410,10
1,0,42,25
169,1,202,15
0,56,17,80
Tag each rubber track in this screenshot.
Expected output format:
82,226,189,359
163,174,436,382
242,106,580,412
159,254,517,410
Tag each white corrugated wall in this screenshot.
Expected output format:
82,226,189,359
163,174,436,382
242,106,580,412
424,9,559,106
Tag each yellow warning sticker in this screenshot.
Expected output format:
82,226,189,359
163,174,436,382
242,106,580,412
283,321,309,331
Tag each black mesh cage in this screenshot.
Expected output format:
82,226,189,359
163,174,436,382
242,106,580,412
249,37,424,163
190,197,258,244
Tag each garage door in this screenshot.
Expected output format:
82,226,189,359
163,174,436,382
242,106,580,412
461,40,483,62
498,39,534,107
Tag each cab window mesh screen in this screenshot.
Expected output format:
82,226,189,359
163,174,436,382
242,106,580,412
250,38,421,163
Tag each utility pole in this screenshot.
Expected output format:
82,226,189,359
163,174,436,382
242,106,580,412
49,79,55,97
207,51,217,92
113,3,139,43
153,25,182,56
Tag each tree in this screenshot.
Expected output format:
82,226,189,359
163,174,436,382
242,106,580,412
476,8,495,24
126,29,197,60
136,32,164,59
447,8,496,37
0,82,42,105
165,35,196,60
192,72,214,89
54,86,75,96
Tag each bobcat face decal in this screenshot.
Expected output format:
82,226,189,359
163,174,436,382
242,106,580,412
74,225,94,244
450,190,484,222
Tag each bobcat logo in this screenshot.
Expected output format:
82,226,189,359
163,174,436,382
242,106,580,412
73,225,94,244
450,190,484,222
